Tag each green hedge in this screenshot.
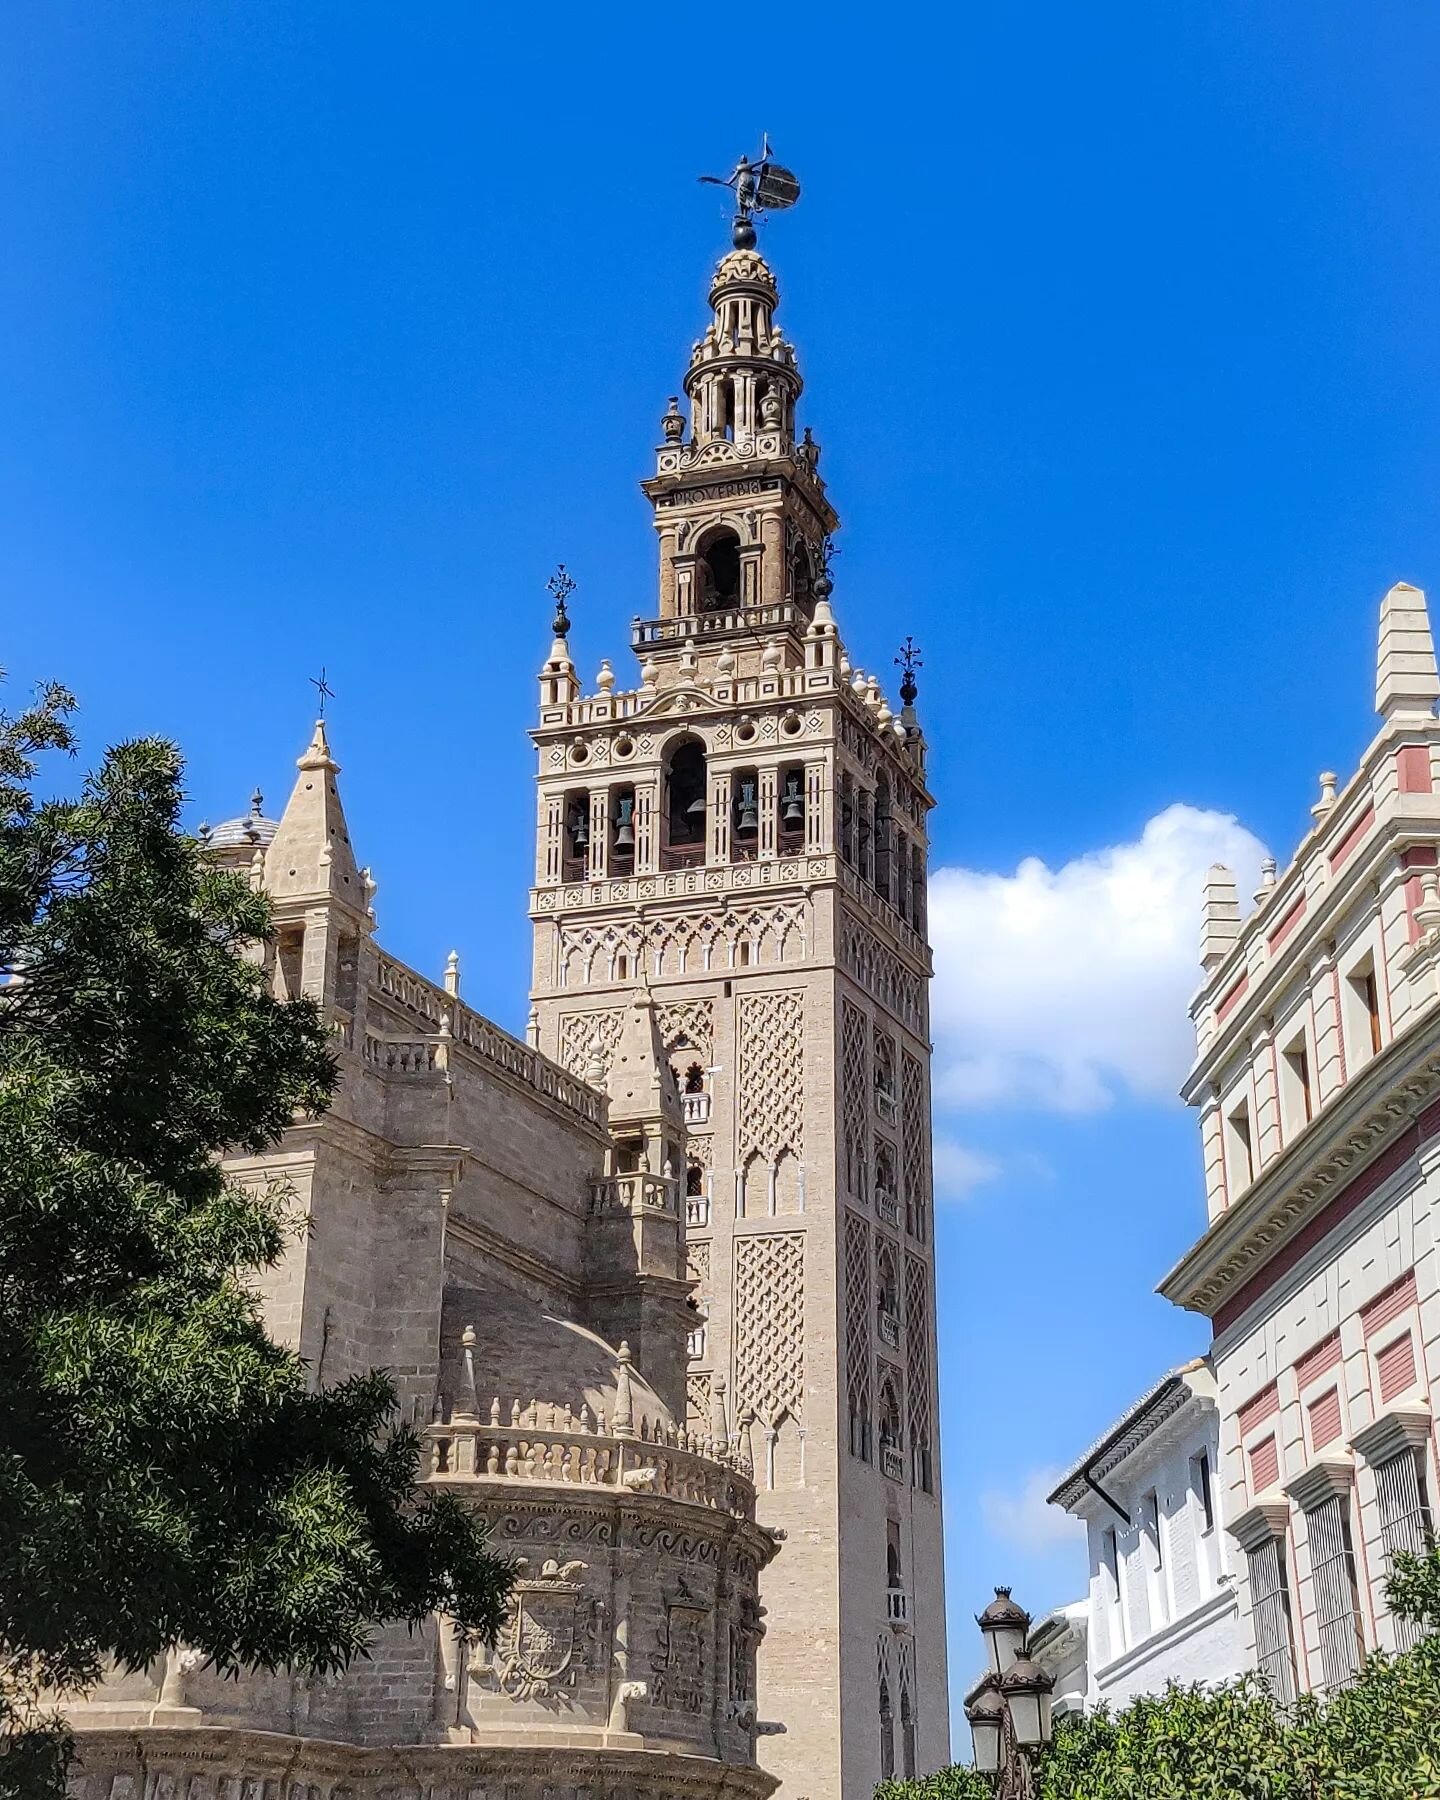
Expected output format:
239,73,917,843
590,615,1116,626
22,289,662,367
877,1549,1440,1800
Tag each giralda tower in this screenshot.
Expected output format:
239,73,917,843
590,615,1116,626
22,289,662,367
527,192,948,1798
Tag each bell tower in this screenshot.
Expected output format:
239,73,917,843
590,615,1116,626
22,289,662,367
528,216,948,1800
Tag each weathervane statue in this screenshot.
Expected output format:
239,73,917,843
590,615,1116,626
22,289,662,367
699,134,801,248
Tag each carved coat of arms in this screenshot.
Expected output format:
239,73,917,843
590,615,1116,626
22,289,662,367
650,1575,708,1714
479,1558,597,1701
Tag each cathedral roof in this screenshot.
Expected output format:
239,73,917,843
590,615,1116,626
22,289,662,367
440,1284,674,1434
203,785,278,850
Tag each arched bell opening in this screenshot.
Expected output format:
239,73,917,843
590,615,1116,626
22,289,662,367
874,774,893,904
562,787,591,882
778,762,807,851
697,528,742,613
609,784,635,877
663,736,707,868
730,767,760,864
790,538,816,613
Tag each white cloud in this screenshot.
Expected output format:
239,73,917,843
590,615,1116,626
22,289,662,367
980,1467,1086,1553
933,1137,1003,1203
929,804,1267,1115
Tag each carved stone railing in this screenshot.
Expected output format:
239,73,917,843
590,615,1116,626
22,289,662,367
880,1442,905,1484
886,1586,910,1627
425,1410,755,1519
630,602,803,650
878,1308,901,1349
589,1171,677,1216
685,1195,711,1228
369,951,604,1128
682,1092,712,1125
876,1189,900,1227
364,1031,443,1075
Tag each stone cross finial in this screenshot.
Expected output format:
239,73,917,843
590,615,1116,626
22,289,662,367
613,1340,635,1437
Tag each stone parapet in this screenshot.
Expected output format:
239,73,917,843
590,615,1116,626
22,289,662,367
67,1728,781,1800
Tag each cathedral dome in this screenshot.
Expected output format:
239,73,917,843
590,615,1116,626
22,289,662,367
205,789,278,849
441,1284,674,1434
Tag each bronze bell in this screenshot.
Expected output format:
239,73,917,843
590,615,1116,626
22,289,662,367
686,790,707,817
781,773,805,826
613,794,635,849
734,779,759,837
569,807,589,850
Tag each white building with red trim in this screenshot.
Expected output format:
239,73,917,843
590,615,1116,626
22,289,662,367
1161,580,1440,1696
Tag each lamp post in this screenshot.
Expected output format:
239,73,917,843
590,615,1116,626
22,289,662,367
964,1588,1055,1799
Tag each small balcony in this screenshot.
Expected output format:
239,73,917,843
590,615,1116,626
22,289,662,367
876,1189,900,1227
880,1442,904,1484
685,1195,711,1228
687,1325,707,1361
886,1587,910,1628
682,1092,711,1125
876,1084,898,1126
878,1308,901,1349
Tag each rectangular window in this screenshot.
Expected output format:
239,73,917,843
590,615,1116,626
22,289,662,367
1226,1099,1255,1190
1142,1489,1163,1571
1378,1332,1418,1406
1247,1536,1296,1704
1375,1448,1434,1652
1250,1434,1280,1496
1191,1449,1215,1535
1279,1034,1313,1138
1342,956,1383,1068
1308,1494,1364,1691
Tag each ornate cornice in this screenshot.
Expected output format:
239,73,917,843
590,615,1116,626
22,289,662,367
1161,1015,1440,1322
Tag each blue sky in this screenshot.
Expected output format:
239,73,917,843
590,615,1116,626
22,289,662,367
5,0,1440,1732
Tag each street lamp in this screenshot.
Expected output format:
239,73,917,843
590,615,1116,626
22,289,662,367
967,1587,1056,1798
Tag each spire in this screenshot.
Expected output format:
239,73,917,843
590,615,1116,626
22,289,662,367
539,564,579,707
605,985,683,1136
1376,581,1440,722
1200,865,1242,973
265,719,364,907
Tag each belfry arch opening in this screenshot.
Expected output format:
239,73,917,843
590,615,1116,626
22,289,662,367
697,528,742,612
664,736,707,864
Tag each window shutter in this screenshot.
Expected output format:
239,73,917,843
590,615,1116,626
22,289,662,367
1246,1536,1295,1703
1375,1448,1433,1651
1307,1494,1364,1691
1250,1434,1280,1494
1377,1332,1417,1405
1308,1387,1343,1451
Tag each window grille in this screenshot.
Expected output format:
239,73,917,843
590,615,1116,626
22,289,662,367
1375,1447,1434,1652
1247,1535,1295,1703
1307,1494,1364,1690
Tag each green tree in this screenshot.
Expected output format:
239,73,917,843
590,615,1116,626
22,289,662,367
0,682,511,1799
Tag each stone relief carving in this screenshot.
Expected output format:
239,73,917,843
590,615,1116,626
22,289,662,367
650,1575,708,1712
559,901,806,987
733,1231,804,1428
905,1251,932,1470
840,913,922,1029
844,1210,872,1445
559,1007,624,1079
738,990,805,1163
658,996,715,1062
902,1049,928,1240
841,999,869,1199
470,1557,603,1702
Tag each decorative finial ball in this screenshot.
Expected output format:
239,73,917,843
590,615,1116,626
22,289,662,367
662,396,685,443
597,659,615,693
813,572,833,601
733,215,757,251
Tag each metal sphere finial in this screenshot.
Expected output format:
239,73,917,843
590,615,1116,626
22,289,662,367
547,563,577,638
896,637,923,707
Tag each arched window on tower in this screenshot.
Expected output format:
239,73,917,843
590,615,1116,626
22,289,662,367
778,763,806,851
790,539,815,613
879,1678,895,1781
562,788,591,883
609,784,635,877
697,528,742,612
894,828,910,924
731,768,760,863
900,1687,917,1779
874,775,893,905
910,842,926,933
840,772,855,865
718,377,736,441
664,737,707,868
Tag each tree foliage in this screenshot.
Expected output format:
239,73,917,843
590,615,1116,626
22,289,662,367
877,1552,1440,1800
0,681,511,1797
